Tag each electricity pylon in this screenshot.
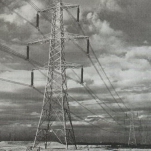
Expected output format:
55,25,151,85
139,120,148,145
27,0,89,150
128,111,137,146
141,125,147,145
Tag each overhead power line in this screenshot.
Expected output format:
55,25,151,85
70,110,125,134
24,0,53,26
0,1,45,37
71,69,126,129
0,77,30,87
66,9,130,113
71,41,126,114
69,94,121,125
0,69,126,131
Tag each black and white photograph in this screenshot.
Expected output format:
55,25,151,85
0,0,151,150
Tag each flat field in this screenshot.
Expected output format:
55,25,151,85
0,142,151,151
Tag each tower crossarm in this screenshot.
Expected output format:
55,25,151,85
62,4,79,9
65,33,88,40
27,35,88,45
38,4,79,13
33,62,82,70
63,62,83,69
27,38,50,45
31,62,83,87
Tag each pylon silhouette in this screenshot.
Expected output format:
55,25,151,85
128,111,137,146
140,121,148,145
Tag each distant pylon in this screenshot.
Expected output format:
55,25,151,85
140,121,148,145
128,111,137,146
33,0,77,149
9,132,15,141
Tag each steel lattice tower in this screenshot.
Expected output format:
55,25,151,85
33,0,77,149
140,122,148,145
128,111,137,146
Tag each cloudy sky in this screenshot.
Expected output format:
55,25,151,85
0,0,151,144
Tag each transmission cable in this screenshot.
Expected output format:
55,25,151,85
0,77,30,87
0,1,46,38
0,69,127,133
72,39,127,114
66,9,130,113
30,83,127,134
71,41,126,114
24,0,53,25
71,69,121,114
69,94,122,125
71,69,126,129
0,76,127,134
0,64,126,129
70,111,126,134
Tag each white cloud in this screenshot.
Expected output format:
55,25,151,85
85,115,105,122
99,0,122,12
0,69,45,93
0,13,17,23
30,112,40,117
0,1,43,26
0,100,20,108
87,12,122,36
13,123,32,128
71,121,90,126
50,121,90,127
69,102,80,107
126,46,151,60
85,12,126,55
138,114,148,119
126,93,151,103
